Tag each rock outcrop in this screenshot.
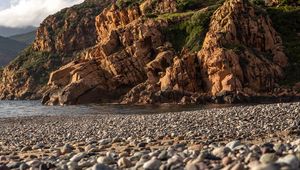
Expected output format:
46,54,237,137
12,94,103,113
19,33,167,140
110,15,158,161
0,0,111,100
0,0,297,105
42,0,290,105
43,5,170,105
198,0,288,95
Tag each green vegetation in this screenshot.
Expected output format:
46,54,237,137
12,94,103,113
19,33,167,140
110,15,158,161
116,0,142,8
176,0,223,11
163,6,218,52
267,6,300,85
9,31,36,45
9,47,64,85
251,0,265,6
278,0,300,5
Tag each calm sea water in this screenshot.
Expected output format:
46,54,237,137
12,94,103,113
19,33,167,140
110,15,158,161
0,100,210,118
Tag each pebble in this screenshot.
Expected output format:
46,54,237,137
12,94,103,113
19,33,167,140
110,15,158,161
259,153,278,164
226,140,241,150
277,154,299,169
70,153,86,162
143,157,161,170
97,156,115,165
61,144,74,154
117,157,132,168
0,102,300,170
92,163,113,170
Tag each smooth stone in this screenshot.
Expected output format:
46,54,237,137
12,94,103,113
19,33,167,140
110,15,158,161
158,150,169,161
84,145,96,152
245,153,260,163
32,143,45,150
92,164,113,170
70,153,86,162
260,153,278,164
185,162,207,170
143,157,161,170
21,146,32,152
226,140,241,150
19,163,30,170
117,157,132,168
137,142,147,148
277,154,299,169
99,138,112,145
78,160,94,168
6,162,21,169
222,156,232,166
97,156,115,165
130,152,145,161
39,163,49,170
251,163,280,170
273,144,285,154
67,161,78,170
61,144,74,154
167,155,183,167
212,147,231,158
27,160,41,167
0,165,9,170
231,163,244,170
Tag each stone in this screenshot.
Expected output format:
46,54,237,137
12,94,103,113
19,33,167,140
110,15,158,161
212,147,231,158
222,156,233,166
21,146,32,152
158,150,169,161
137,142,147,148
0,165,9,170
259,153,278,164
32,143,45,150
6,162,21,169
70,152,86,162
251,163,280,170
92,163,114,170
99,138,112,145
61,144,74,154
67,161,78,170
143,157,161,170
97,156,115,165
226,140,242,150
277,154,299,169
117,157,132,168
27,160,41,168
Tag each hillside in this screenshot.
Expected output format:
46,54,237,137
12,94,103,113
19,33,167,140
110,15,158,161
9,31,36,44
0,0,299,104
0,36,27,67
0,26,36,37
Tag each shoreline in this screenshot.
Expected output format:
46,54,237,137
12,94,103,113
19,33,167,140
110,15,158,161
1,102,300,169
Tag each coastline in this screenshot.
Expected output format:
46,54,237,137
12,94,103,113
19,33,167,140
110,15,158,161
1,102,300,169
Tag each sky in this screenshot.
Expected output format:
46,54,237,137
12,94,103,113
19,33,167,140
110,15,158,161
0,0,84,28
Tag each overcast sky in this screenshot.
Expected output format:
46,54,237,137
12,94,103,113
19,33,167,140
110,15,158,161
0,0,84,28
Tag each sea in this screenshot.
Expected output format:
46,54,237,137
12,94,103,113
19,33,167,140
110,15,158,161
0,100,211,118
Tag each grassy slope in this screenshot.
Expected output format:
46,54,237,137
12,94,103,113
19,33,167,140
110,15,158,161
9,31,36,45
0,36,27,67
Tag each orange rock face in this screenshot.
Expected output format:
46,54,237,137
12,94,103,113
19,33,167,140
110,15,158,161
42,0,291,105
0,0,294,104
0,1,111,100
198,0,287,95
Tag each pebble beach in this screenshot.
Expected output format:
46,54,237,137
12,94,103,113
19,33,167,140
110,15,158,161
1,102,300,170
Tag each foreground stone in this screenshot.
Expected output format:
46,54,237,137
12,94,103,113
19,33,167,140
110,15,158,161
0,102,300,169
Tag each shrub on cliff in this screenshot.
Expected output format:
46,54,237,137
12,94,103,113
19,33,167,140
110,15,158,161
267,6,300,85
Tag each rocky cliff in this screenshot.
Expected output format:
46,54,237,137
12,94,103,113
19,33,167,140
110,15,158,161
0,0,111,100
0,0,299,104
